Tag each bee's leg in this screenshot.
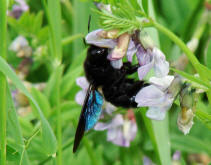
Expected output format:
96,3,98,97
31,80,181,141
122,62,139,75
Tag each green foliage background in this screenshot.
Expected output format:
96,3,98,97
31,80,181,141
0,0,211,165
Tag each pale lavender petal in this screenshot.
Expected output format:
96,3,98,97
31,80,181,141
10,5,23,19
172,151,181,161
104,102,116,115
85,29,116,48
9,36,28,52
110,114,124,127
153,47,169,77
76,77,89,90
15,0,29,11
149,76,174,91
129,121,137,140
107,127,119,141
126,40,137,62
94,2,111,12
146,106,167,120
123,120,137,141
135,85,166,107
75,90,86,105
143,156,154,165
107,128,130,147
136,45,151,66
94,122,111,131
138,61,154,80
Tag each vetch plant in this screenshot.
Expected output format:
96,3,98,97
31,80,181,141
73,1,211,164
1,0,211,164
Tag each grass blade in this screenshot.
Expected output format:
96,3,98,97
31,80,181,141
0,56,57,155
0,0,7,164
6,86,30,165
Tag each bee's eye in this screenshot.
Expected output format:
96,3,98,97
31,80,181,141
96,48,105,55
88,45,108,57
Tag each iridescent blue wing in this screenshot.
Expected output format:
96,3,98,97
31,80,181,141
73,85,103,153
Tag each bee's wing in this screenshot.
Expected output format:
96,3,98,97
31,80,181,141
73,85,103,153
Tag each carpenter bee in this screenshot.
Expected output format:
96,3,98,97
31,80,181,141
73,20,146,152
73,44,148,153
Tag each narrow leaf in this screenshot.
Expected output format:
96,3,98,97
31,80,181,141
0,56,57,155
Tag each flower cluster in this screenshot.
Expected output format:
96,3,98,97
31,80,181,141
85,29,180,121
9,36,33,80
75,27,196,147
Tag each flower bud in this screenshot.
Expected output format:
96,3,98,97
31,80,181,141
139,30,154,49
110,33,130,59
177,85,195,135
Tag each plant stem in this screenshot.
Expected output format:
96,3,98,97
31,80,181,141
152,21,211,104
55,66,63,165
83,138,98,165
153,21,201,70
62,34,84,46
0,0,7,164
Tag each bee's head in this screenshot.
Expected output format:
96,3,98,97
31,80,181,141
88,45,108,60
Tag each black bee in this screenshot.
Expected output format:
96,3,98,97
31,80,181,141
73,44,148,153
73,18,146,152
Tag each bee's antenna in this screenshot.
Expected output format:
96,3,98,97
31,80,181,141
83,15,92,46
88,15,91,33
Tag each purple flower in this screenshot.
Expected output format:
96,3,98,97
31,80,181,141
86,29,169,78
85,29,117,49
143,156,155,165
135,76,175,120
136,45,169,80
126,39,137,62
135,76,183,120
75,77,89,105
94,2,111,12
9,36,32,58
9,0,29,19
85,29,131,69
95,110,137,147
172,151,181,161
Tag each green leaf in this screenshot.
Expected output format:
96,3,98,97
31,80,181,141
46,0,62,62
8,11,44,37
140,109,171,165
0,56,57,155
6,145,20,162
142,0,148,14
61,65,83,97
6,86,30,164
206,40,211,69
195,110,211,131
44,65,64,107
171,67,211,89
171,134,211,155
32,11,44,35
31,87,51,117
198,63,211,81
